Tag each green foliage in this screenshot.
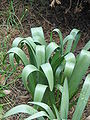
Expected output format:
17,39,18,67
3,75,90,120
3,27,90,119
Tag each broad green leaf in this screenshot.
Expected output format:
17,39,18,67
60,78,69,119
72,74,90,120
21,37,36,51
41,63,54,91
65,36,74,54
34,84,48,102
55,65,64,84
46,42,59,62
21,39,37,66
53,104,61,120
3,104,37,118
29,102,55,119
64,53,76,79
51,51,60,65
31,27,47,45
52,28,63,55
69,50,90,99
63,34,74,45
5,47,29,66
22,65,40,93
36,45,45,68
25,37,36,50
9,37,27,69
25,111,50,120
12,37,24,47
69,50,90,98
70,29,80,38
9,53,16,69
70,29,81,52
83,40,90,51
51,51,64,72
65,52,76,63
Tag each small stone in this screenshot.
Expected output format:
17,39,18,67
3,90,11,95
86,116,90,120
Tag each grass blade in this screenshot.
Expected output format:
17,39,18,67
83,40,90,51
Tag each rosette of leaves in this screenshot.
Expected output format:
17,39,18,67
3,27,90,120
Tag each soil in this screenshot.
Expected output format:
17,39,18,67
0,0,90,120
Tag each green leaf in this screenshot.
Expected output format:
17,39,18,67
22,65,40,94
55,65,64,84
31,27,47,45
51,52,64,72
34,84,48,102
25,111,50,120
25,111,49,120
41,63,54,91
70,29,81,52
65,35,74,54
63,34,74,45
24,37,36,50
0,91,6,98
53,104,61,120
56,84,63,93
52,28,63,55
29,102,55,119
21,39,37,66
83,40,90,51
36,45,45,68
46,42,59,61
0,105,3,119
9,37,26,69
64,53,76,79
12,37,24,47
69,50,90,99
3,104,37,118
60,78,69,119
5,47,29,66
72,74,90,120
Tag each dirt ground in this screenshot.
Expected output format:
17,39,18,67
0,0,90,120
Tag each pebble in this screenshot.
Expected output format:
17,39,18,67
86,116,90,120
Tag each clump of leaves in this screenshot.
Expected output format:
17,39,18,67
3,27,90,120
